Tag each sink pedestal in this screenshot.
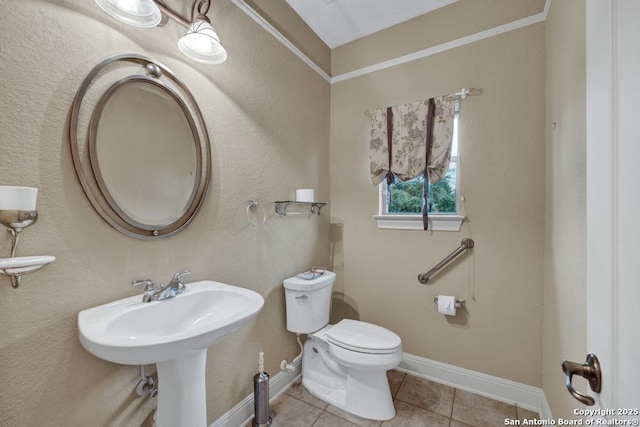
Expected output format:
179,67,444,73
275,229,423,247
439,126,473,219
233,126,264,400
156,349,208,427
77,280,265,426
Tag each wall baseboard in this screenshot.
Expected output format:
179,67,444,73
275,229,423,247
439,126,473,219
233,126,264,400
211,353,552,426
210,359,302,427
398,353,550,416
539,394,553,420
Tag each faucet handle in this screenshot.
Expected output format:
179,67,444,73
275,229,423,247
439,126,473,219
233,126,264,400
169,270,190,290
171,270,190,283
132,279,157,291
173,269,190,280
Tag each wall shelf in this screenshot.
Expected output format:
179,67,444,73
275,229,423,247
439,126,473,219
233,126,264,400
0,256,56,288
275,201,326,216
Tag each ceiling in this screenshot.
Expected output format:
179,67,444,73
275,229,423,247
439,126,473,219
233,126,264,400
285,0,459,48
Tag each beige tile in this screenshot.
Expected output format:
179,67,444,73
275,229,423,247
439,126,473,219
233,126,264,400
285,380,329,409
313,411,361,427
449,420,474,427
269,393,323,426
387,370,405,397
394,375,455,417
381,401,449,427
517,406,540,421
326,405,383,427
451,390,517,427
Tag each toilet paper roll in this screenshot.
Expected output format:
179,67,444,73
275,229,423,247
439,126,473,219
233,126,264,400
437,295,457,316
295,189,315,203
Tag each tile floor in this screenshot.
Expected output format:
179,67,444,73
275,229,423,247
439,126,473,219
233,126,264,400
259,371,539,427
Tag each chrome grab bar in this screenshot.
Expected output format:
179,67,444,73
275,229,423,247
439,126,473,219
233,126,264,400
418,238,474,284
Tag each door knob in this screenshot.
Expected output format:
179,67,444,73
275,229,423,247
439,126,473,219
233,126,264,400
561,353,602,406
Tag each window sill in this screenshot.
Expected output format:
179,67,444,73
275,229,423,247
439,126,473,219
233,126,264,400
373,214,465,231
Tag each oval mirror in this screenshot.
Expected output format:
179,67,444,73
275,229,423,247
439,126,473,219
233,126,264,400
70,55,211,239
90,78,200,229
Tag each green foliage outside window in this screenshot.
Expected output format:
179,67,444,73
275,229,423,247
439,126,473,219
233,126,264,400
388,167,456,214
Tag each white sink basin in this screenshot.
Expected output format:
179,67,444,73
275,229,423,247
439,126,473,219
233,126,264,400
77,280,264,427
78,280,264,365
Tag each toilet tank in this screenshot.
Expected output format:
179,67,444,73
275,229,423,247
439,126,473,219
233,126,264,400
283,271,336,333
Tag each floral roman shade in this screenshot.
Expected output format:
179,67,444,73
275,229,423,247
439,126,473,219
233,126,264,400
366,94,457,229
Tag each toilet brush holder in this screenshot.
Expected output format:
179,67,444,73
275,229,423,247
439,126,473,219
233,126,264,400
252,352,272,426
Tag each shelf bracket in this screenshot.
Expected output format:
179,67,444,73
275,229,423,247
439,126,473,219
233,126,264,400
274,201,326,216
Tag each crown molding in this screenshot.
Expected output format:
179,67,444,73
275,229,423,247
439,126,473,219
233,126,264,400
232,0,552,85
230,0,332,83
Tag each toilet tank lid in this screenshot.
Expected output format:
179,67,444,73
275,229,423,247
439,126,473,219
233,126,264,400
283,270,336,291
326,319,401,352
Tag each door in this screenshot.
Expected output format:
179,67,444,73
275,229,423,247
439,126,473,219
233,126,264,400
585,0,640,411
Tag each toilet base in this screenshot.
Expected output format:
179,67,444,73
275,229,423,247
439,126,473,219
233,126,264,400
302,334,397,421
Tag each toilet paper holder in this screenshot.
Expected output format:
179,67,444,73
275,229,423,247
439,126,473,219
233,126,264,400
433,296,466,309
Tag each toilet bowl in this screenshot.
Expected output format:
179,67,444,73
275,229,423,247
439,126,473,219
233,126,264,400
303,320,402,420
283,271,402,420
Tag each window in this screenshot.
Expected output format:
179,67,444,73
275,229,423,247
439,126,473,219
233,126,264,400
374,110,464,231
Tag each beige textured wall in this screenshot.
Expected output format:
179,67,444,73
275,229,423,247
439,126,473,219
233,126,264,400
0,0,329,425
543,0,587,417
331,0,546,76
244,0,331,74
330,24,545,386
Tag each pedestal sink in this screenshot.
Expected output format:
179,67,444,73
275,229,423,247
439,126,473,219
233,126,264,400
78,280,264,427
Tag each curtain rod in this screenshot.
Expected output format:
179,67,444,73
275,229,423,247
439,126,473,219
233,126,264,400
455,87,483,98
365,88,483,115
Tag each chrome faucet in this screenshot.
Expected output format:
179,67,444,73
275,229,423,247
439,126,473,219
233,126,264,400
131,270,190,303
158,270,190,300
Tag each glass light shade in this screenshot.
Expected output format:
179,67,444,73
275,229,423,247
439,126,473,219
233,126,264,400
0,186,37,211
178,19,228,64
95,0,162,27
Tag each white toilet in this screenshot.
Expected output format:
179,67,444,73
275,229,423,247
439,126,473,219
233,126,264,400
283,271,402,421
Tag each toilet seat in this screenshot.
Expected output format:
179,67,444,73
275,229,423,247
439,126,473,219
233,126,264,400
325,319,401,354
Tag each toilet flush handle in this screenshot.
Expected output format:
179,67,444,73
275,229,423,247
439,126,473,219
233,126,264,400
295,295,308,300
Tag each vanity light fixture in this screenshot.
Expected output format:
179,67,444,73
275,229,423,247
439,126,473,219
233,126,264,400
95,0,162,27
95,0,227,64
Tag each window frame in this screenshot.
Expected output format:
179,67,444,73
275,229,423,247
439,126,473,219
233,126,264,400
373,106,465,231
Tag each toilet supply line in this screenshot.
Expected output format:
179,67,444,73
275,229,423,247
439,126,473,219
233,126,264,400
280,334,303,372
